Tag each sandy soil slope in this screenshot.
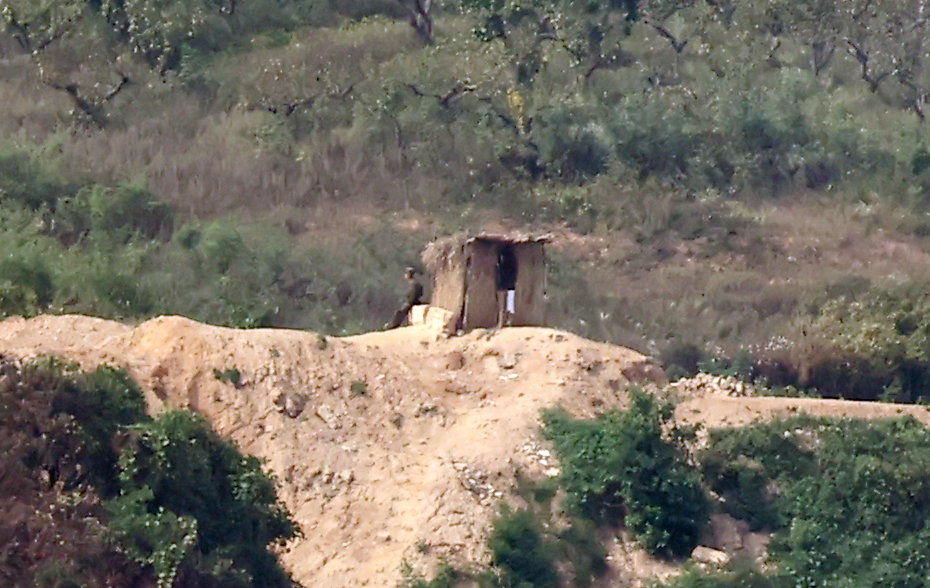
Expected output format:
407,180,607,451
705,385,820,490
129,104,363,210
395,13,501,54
2,314,928,587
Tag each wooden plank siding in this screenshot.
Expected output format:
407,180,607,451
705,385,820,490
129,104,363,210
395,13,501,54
513,242,546,326
430,252,466,329
427,235,548,331
463,241,500,329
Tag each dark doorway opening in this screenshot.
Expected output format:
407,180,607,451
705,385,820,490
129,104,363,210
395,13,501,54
496,244,518,290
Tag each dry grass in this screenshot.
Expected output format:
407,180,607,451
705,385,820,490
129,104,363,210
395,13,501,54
39,96,441,215
0,63,71,142
560,196,930,360
212,19,417,111
0,17,448,217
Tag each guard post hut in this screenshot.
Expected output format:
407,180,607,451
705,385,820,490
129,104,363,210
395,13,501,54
420,232,548,332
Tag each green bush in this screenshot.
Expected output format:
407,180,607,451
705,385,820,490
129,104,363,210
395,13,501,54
106,488,201,588
0,149,71,210
610,91,700,182
114,410,297,588
213,367,242,386
542,389,709,558
700,415,930,587
664,564,788,588
554,516,609,588
81,183,175,242
0,256,54,315
45,362,150,494
13,358,297,588
88,269,154,316
399,561,499,588
805,282,930,402
0,357,149,588
197,221,248,274
488,506,560,588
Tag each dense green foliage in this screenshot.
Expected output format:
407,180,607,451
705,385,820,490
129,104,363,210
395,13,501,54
804,282,930,402
698,415,930,588
665,565,785,588
402,488,608,588
488,506,560,588
542,390,709,558
0,356,296,588
42,360,149,493
112,410,296,588
0,357,147,588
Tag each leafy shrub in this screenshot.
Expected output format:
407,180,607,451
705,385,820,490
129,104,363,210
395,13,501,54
114,410,297,587
660,342,708,381
0,256,54,315
106,488,200,588
213,367,242,386
41,361,150,494
80,183,175,242
542,389,709,558
196,221,248,274
610,91,700,182
399,561,498,588
0,149,71,210
532,108,611,183
664,564,788,588
7,357,297,588
804,282,930,402
554,516,609,588
700,415,930,587
88,269,154,316
488,506,560,588
0,356,148,588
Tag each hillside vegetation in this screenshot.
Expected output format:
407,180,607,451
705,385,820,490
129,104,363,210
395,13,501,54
3,1,930,387
403,391,930,588
0,355,295,588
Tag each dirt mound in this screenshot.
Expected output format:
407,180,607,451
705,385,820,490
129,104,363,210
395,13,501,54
0,315,655,586
2,314,928,587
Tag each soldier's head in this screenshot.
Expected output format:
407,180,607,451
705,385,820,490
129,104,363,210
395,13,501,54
404,267,417,279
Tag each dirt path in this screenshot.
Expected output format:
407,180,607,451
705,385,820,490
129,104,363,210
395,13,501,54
676,393,930,428
2,314,926,587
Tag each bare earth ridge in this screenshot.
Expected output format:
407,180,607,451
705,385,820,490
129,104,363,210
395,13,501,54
2,314,928,587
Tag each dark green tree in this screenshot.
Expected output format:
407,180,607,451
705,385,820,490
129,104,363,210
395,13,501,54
113,410,297,588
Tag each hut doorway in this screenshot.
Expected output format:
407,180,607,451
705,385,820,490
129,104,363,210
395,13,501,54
496,244,518,325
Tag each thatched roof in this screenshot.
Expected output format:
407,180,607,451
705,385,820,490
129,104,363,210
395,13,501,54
421,231,549,274
421,234,464,274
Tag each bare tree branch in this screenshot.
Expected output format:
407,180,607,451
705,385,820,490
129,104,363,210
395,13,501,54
102,72,131,102
46,81,107,128
812,40,835,76
401,0,433,45
845,39,891,92
650,22,688,53
406,82,476,108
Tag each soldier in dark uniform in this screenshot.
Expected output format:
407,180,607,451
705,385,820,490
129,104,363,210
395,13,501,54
387,267,424,329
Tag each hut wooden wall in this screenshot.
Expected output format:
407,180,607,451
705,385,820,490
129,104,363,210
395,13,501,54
431,251,466,326
463,241,500,329
513,242,546,326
